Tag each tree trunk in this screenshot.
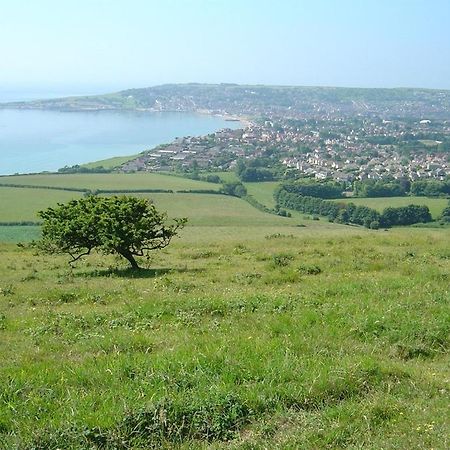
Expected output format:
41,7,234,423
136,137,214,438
119,249,140,270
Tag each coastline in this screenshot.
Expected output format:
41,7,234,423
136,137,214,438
80,111,252,172
0,109,245,175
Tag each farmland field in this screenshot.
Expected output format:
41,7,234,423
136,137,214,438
244,181,280,208
333,196,448,219
142,193,294,227
0,189,293,228
0,187,82,222
0,172,219,191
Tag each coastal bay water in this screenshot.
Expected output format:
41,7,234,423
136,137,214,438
0,108,241,175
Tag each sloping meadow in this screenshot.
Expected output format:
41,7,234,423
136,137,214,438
0,227,449,449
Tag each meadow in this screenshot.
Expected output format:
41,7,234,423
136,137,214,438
244,182,280,209
0,225,449,449
0,187,82,222
0,173,219,192
0,173,449,449
0,188,292,230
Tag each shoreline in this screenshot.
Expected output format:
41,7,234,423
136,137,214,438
0,108,251,176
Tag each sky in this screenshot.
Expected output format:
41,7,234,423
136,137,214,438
1,0,450,93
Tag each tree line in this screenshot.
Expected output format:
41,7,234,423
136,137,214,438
352,178,450,198
275,186,432,229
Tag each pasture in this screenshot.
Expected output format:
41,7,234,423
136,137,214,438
0,172,449,448
0,225,449,449
244,181,280,208
0,172,219,192
0,187,82,222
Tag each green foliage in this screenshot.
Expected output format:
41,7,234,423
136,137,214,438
380,205,432,227
332,196,448,219
282,181,344,199
204,174,222,183
221,181,247,197
440,203,450,220
271,253,294,267
355,180,407,198
58,164,112,174
36,196,186,269
120,394,250,444
410,179,450,197
298,264,322,275
235,157,279,182
240,167,275,182
364,135,397,145
276,186,433,228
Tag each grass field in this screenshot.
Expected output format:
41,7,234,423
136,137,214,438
81,154,139,170
0,225,41,242
0,225,448,449
0,188,294,228
0,187,82,222
141,193,292,227
213,171,239,183
0,172,449,448
419,139,440,147
0,173,219,191
333,196,448,219
244,181,280,208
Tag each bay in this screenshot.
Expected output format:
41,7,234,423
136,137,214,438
0,109,241,175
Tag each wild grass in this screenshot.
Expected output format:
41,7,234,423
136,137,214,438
0,226,448,449
0,188,289,227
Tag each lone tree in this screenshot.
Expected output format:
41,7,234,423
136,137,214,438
36,195,186,269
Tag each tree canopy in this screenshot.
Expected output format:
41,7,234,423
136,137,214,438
36,195,186,269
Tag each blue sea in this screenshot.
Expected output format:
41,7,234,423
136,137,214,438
0,89,241,175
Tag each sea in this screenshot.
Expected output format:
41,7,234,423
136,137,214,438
0,88,241,175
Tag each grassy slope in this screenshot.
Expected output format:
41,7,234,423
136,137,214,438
333,196,448,219
140,193,291,227
0,187,82,222
0,174,449,447
244,181,281,208
0,173,219,191
0,227,449,449
81,154,140,170
0,189,293,228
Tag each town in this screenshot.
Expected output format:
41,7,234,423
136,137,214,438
119,115,450,183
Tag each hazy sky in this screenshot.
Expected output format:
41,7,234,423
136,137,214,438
1,0,450,92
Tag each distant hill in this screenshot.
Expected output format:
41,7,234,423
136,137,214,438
2,83,450,119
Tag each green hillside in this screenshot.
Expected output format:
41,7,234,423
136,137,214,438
0,226,449,449
0,187,82,222
0,172,448,448
0,172,219,191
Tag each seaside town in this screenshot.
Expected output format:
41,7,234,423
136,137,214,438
120,116,450,182
8,83,450,182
